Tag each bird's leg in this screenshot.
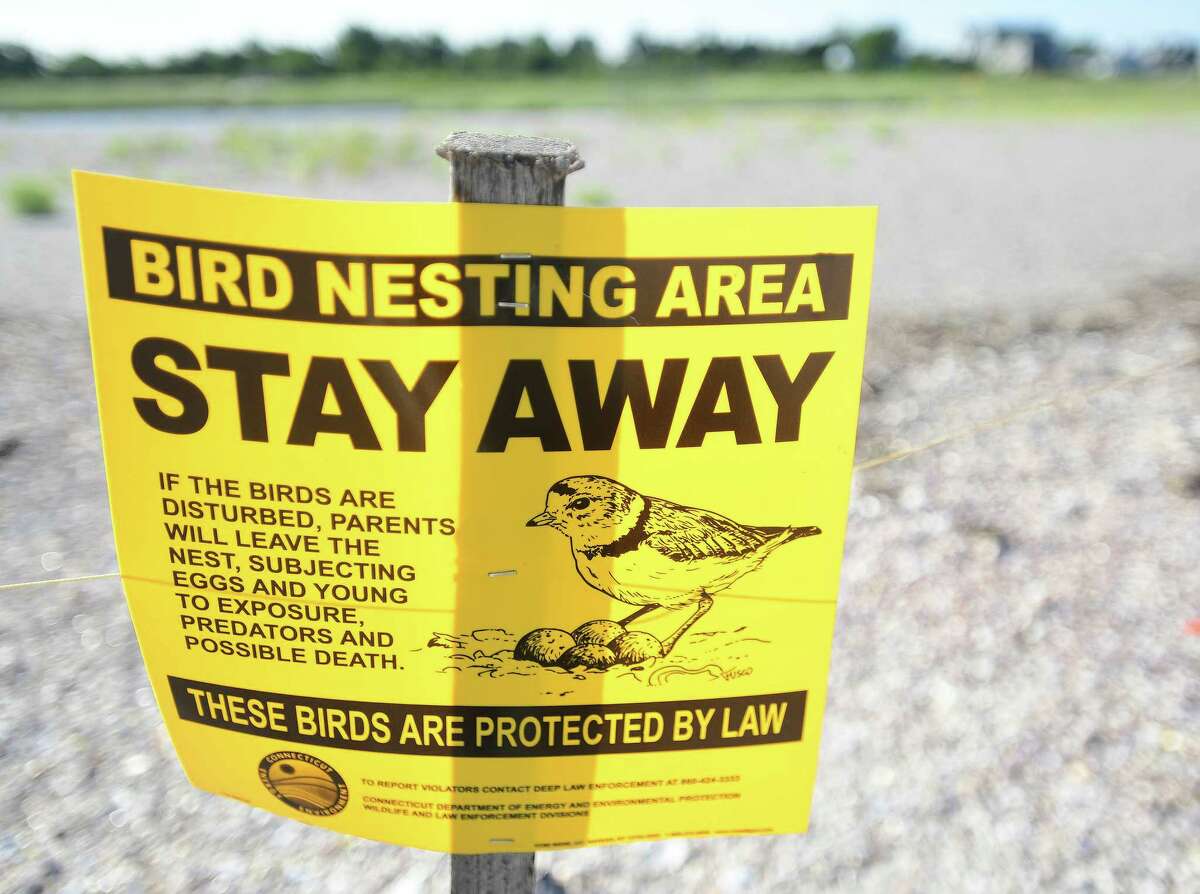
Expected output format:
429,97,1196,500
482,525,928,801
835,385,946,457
658,595,714,656
618,605,659,627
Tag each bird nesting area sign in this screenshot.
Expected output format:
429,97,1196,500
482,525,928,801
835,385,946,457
74,172,876,854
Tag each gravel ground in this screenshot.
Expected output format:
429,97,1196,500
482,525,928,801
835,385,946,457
2,108,1200,320
1,110,1199,891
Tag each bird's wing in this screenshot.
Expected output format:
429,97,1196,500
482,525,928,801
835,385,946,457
641,497,770,562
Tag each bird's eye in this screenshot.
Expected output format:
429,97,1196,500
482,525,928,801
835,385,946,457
568,497,591,510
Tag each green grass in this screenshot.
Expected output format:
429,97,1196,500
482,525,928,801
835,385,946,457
105,131,191,164
216,124,386,179
292,127,381,178
576,185,615,207
1,72,1198,118
868,119,902,143
5,177,56,216
216,124,293,173
825,147,855,169
327,128,380,176
391,130,421,165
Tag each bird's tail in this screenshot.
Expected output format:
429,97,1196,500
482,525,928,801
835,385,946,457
784,525,822,541
755,524,822,543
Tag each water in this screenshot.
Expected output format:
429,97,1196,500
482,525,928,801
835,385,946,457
1,101,427,134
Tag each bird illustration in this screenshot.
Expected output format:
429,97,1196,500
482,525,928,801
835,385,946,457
526,475,821,656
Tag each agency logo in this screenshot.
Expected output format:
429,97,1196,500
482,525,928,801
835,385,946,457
258,751,348,817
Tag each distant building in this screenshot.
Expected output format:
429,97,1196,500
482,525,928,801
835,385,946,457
967,26,1061,75
822,43,855,73
1080,42,1198,79
1079,52,1144,80
1141,42,1198,73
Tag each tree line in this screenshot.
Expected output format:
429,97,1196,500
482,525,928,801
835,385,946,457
0,25,970,79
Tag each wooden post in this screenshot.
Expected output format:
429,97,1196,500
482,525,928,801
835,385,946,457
435,131,584,894
448,852,536,894
436,132,584,206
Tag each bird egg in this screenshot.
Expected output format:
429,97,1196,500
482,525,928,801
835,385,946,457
514,628,576,666
611,631,664,664
572,620,625,646
558,644,618,670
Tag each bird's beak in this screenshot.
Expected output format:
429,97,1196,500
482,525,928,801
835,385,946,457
526,511,555,527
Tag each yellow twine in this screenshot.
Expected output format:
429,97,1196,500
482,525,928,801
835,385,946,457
3,349,1196,594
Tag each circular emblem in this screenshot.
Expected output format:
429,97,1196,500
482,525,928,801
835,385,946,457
258,751,348,816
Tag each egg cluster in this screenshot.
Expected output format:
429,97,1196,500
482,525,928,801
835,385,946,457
514,622,664,670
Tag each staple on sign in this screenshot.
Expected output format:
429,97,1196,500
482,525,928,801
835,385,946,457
497,301,530,309
499,253,533,260
488,569,518,578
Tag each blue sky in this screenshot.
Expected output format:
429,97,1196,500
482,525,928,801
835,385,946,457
7,1,1199,59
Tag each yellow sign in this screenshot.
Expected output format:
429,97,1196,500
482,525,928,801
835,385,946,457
74,171,876,854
